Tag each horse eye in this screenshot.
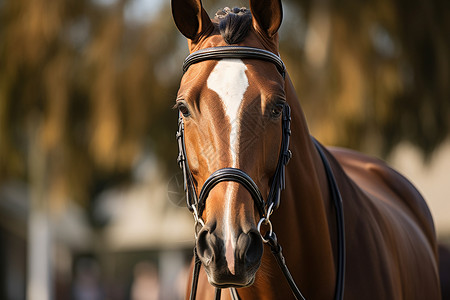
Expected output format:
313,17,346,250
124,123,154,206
178,103,191,117
270,103,284,118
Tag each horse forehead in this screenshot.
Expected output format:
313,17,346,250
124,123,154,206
207,59,249,114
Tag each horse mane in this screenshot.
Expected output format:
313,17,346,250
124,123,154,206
215,7,252,45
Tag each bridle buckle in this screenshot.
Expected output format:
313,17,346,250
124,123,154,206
192,205,205,239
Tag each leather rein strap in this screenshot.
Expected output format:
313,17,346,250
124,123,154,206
177,46,345,300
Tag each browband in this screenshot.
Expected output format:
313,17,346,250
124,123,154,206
183,46,286,78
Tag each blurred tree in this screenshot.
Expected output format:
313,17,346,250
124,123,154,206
279,0,449,158
0,0,448,211
0,0,182,208
0,0,183,297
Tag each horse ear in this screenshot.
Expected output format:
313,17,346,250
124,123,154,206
249,0,283,38
171,0,213,41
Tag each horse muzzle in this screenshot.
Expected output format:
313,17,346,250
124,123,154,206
196,225,263,288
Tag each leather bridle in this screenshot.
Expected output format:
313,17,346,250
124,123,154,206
176,46,345,300
177,46,291,232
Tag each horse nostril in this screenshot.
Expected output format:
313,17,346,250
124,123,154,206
196,228,214,266
237,230,263,267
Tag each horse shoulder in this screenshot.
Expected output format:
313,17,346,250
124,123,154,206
327,147,441,299
329,147,436,242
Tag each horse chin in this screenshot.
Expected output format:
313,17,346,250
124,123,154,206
205,268,257,289
207,275,255,289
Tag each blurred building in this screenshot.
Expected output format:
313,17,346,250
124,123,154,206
0,154,194,300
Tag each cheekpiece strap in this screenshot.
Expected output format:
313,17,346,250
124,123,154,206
266,104,292,211
177,113,198,211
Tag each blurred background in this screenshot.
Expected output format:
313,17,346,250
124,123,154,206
0,0,448,299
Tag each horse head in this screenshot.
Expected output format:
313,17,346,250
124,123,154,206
172,0,285,288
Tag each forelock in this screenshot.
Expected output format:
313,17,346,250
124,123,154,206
215,7,252,45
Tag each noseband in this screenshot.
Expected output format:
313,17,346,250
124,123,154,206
176,46,345,300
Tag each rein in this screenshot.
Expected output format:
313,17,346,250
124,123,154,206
176,46,345,300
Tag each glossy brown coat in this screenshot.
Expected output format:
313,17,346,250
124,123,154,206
172,0,441,299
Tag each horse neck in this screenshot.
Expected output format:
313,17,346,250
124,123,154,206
259,76,337,298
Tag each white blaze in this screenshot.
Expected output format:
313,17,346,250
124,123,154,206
207,59,248,167
207,59,248,274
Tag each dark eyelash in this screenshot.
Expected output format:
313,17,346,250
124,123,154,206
174,100,191,117
274,98,287,105
172,101,183,110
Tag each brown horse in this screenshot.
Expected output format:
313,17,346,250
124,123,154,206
171,0,441,299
